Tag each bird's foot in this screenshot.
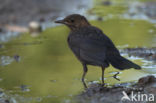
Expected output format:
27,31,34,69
101,83,107,87
82,80,88,89
113,72,120,81
110,72,120,81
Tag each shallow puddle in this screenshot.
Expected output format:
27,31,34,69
0,0,155,103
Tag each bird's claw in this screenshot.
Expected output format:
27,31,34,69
112,72,120,81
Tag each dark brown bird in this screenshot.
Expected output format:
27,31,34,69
55,14,141,88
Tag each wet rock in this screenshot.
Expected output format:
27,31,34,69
143,2,156,19
0,55,21,66
123,1,156,22
0,91,15,103
5,25,28,33
5,100,10,103
0,56,14,66
76,75,156,103
13,55,20,62
0,90,39,103
102,0,112,6
138,75,156,86
138,75,156,96
120,47,156,61
36,97,42,102
29,21,42,37
14,85,31,92
0,99,10,103
97,17,103,21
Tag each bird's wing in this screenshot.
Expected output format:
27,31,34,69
68,33,118,66
68,26,141,69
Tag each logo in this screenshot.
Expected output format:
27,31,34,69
121,91,154,102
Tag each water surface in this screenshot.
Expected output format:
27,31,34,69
0,0,155,103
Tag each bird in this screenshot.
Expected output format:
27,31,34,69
55,14,141,88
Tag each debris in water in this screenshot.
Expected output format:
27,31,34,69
13,55,21,62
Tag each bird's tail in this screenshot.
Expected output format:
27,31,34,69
108,55,141,70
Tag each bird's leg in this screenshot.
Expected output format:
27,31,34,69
82,64,88,88
101,67,105,86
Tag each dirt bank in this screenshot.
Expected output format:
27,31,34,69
76,75,156,103
121,47,156,61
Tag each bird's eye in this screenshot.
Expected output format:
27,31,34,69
70,19,74,23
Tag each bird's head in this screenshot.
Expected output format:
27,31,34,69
55,14,90,31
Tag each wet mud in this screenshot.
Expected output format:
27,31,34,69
121,47,156,61
76,75,156,103
0,0,155,103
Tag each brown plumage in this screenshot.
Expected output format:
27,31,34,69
55,14,141,88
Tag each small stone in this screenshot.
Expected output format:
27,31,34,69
29,21,42,37
97,17,103,21
138,75,156,86
102,1,112,6
13,55,20,62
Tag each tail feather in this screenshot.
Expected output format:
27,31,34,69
108,55,141,70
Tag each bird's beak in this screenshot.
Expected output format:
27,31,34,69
54,20,65,24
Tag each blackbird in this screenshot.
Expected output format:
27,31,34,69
55,14,141,87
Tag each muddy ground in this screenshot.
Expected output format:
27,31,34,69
0,0,155,103
76,75,156,103
75,48,156,103
121,47,156,62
